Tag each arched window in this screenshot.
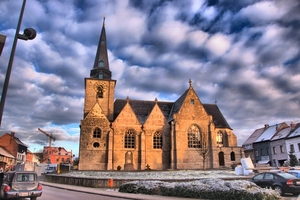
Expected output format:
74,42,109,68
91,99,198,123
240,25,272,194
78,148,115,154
217,131,223,146
97,86,103,98
187,125,202,148
124,129,135,148
230,151,235,161
153,131,162,149
93,128,101,138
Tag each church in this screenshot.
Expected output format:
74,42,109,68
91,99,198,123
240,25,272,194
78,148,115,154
78,20,244,171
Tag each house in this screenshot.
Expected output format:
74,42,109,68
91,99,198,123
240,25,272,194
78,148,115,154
42,146,73,165
252,123,288,166
242,126,266,164
269,125,291,166
0,132,27,169
78,19,244,171
285,123,300,163
0,146,15,171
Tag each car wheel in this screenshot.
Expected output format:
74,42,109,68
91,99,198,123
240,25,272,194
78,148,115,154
273,186,283,195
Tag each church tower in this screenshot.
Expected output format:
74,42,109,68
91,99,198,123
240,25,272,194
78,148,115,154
78,18,116,170
83,17,116,121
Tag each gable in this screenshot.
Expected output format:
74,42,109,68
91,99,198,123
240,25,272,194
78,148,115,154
114,101,141,125
144,102,167,126
85,103,108,119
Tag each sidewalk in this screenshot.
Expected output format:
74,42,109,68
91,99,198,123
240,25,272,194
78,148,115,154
40,181,196,200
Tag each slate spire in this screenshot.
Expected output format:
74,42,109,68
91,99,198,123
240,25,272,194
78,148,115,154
90,16,111,79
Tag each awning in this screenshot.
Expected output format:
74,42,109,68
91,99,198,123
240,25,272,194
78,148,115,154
258,160,270,164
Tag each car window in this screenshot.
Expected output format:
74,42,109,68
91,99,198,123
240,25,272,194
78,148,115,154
16,173,35,182
253,174,264,180
278,172,297,179
265,173,274,180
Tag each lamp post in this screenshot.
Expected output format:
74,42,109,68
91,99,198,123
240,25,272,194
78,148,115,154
0,0,36,126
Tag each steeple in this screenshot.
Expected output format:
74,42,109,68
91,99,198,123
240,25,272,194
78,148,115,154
90,16,112,79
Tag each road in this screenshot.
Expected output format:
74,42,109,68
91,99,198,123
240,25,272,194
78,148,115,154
40,185,124,200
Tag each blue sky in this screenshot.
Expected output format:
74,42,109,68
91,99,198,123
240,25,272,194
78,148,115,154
0,0,299,157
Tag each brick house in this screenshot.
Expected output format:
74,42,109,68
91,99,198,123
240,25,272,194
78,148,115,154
0,132,27,169
0,146,15,171
42,146,73,165
78,20,244,171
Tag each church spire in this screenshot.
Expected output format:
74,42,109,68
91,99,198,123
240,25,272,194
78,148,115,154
90,16,111,79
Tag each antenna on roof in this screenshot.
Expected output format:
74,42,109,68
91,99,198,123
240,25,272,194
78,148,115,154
215,99,217,104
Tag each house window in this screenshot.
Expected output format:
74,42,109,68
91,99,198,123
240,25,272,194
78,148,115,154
280,145,284,153
260,149,263,156
190,99,194,104
266,148,269,155
93,142,100,148
124,129,135,148
255,151,258,156
273,147,276,154
93,128,101,138
187,125,201,148
153,131,162,149
290,144,295,153
98,73,103,79
98,61,104,67
298,143,300,152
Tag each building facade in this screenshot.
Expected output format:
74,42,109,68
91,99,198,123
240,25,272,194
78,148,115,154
78,21,244,171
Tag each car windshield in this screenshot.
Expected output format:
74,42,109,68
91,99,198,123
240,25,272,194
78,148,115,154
16,173,35,182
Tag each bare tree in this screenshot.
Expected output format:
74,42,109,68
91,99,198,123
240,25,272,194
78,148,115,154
198,131,209,170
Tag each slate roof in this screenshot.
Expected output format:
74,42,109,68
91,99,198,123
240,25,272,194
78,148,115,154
113,98,231,129
242,127,265,146
287,123,300,138
271,126,291,141
254,122,286,143
0,146,14,158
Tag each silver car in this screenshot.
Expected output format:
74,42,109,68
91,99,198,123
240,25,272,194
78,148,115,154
0,171,42,200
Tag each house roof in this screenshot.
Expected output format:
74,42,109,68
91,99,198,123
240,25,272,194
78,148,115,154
0,146,14,159
242,127,265,146
254,122,286,143
271,126,291,141
287,123,300,138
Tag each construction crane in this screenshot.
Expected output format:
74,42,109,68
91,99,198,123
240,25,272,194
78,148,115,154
38,128,56,147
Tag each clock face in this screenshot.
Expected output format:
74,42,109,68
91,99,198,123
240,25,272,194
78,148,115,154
93,82,107,92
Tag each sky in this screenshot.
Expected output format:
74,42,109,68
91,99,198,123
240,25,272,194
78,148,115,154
0,0,299,157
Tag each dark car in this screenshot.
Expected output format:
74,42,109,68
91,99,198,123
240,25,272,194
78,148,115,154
0,171,42,200
250,171,300,195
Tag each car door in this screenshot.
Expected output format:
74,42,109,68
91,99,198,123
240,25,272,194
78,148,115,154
260,173,275,189
252,173,265,187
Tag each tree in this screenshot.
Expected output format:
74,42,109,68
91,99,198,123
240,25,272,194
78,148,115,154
198,131,209,170
288,152,299,167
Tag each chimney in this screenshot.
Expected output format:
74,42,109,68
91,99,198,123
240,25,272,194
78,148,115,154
264,124,269,129
291,122,295,130
11,132,15,138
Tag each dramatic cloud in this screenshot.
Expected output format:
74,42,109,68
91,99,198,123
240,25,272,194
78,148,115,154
0,0,299,156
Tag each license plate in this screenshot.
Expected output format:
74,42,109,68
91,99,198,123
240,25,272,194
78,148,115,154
19,192,28,196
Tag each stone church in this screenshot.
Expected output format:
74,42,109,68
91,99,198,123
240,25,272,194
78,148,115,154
78,20,244,171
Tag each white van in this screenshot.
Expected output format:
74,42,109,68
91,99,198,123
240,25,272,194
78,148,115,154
44,164,57,174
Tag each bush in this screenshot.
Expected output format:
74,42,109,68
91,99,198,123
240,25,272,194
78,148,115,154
118,179,281,200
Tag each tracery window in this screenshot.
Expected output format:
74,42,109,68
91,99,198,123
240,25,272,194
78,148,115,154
217,131,223,146
93,127,101,138
124,129,135,148
187,124,202,148
153,131,162,149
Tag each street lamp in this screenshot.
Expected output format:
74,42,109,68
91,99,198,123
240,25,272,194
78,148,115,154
0,0,36,126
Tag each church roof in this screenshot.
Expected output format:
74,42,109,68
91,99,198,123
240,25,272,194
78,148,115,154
113,98,231,129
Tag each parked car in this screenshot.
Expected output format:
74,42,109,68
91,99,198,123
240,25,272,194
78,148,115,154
250,171,300,195
0,171,42,200
288,170,300,178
